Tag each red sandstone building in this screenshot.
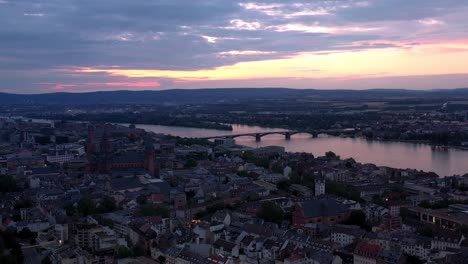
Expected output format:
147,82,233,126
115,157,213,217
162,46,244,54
86,124,158,176
292,198,350,227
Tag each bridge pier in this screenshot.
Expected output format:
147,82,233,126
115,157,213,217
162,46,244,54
200,130,349,141
255,133,261,142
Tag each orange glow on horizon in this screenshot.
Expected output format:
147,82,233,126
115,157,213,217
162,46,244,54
72,41,468,83
36,81,161,91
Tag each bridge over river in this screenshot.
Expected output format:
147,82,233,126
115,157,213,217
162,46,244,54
199,129,355,141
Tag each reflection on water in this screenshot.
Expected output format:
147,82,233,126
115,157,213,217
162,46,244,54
138,123,468,177
237,134,468,177
135,124,279,138
18,118,466,177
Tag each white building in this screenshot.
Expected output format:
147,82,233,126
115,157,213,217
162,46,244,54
55,224,69,243
315,175,326,196
283,166,292,178
401,237,430,261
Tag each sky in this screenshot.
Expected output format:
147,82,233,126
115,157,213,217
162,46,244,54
1,0,468,93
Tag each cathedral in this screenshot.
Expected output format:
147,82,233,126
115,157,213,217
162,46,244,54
86,124,158,177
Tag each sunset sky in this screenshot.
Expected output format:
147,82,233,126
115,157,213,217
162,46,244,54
1,0,468,93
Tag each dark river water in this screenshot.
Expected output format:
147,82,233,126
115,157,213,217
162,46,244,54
136,124,468,177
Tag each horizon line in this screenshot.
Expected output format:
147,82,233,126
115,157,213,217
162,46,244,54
2,87,468,96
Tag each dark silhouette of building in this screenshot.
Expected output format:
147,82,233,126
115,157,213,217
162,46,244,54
86,124,158,176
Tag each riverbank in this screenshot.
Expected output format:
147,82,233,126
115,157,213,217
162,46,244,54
362,136,468,151
3,115,468,175
22,114,234,131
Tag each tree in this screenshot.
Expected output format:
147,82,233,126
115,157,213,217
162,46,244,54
185,158,197,168
0,175,19,193
325,151,340,159
0,237,5,253
138,204,169,217
157,255,166,263
96,216,114,228
96,195,117,213
132,245,145,257
244,192,260,202
41,256,52,264
418,225,434,237
64,202,76,216
10,243,24,264
0,230,24,264
136,194,147,205
344,210,371,231
405,255,425,264
117,246,132,259
237,171,249,177
276,180,291,192
14,199,33,210
185,190,196,201
18,228,36,239
271,162,283,174
372,195,384,206
195,203,226,219
257,201,284,224
400,207,410,221
253,158,270,169
77,196,96,216
326,180,361,201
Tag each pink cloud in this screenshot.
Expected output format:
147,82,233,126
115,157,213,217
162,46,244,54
102,82,160,87
35,81,161,92
36,82,77,91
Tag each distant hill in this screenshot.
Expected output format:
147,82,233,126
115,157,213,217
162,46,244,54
0,88,467,104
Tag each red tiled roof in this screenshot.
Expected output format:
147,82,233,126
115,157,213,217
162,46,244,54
354,242,382,258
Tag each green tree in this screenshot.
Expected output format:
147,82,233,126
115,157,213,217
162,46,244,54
185,190,196,201
326,180,361,201
10,243,23,264
400,207,410,221
405,255,425,264
325,151,338,159
418,225,434,237
257,201,284,224
276,180,291,192
195,203,226,219
136,194,147,205
17,228,36,239
96,195,117,213
271,162,283,174
244,192,260,202
138,204,169,217
371,195,384,206
157,255,166,263
185,158,197,168
77,196,96,216
117,246,132,259
41,256,52,264
344,210,371,231
132,245,145,257
0,175,19,193
95,216,114,228
237,171,249,177
14,199,33,210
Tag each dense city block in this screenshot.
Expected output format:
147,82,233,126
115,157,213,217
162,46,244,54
0,116,467,264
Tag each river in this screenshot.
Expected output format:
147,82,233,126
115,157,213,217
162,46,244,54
11,117,468,176
137,123,468,177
